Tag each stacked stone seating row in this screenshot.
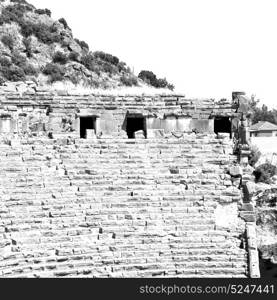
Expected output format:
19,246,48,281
0,89,235,113
0,134,248,277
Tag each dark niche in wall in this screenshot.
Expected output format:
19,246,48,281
80,116,96,139
214,117,232,136
126,116,146,139
259,250,277,278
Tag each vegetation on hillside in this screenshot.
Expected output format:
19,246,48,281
256,188,277,207
138,70,174,91
0,0,175,90
253,163,277,184
250,96,277,125
0,0,173,89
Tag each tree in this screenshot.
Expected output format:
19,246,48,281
53,51,68,64
138,70,174,90
249,95,277,125
253,163,277,184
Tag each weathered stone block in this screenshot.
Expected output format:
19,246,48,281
134,130,145,139
147,129,164,138
229,165,242,177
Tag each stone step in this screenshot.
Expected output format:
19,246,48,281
0,136,245,278
1,265,247,278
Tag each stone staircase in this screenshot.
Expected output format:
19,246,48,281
0,134,248,277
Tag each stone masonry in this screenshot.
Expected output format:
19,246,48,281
0,83,258,277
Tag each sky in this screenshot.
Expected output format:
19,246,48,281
29,0,277,108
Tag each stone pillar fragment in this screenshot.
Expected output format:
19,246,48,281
134,130,145,139
86,129,96,140
246,223,260,278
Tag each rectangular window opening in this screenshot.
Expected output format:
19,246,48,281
80,116,96,139
126,117,146,139
214,117,232,137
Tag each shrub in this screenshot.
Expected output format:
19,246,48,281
80,53,92,68
117,61,127,72
256,189,277,207
21,22,61,45
35,8,51,17
138,70,156,85
80,53,99,73
0,4,25,25
83,53,119,75
253,163,277,184
42,63,65,82
156,78,168,88
1,35,15,50
167,83,175,91
120,75,138,86
94,51,119,65
23,63,38,76
23,37,32,58
0,4,69,47
11,53,27,67
58,18,69,30
0,65,26,81
0,3,34,26
101,62,117,75
10,0,28,3
249,144,261,167
0,76,5,85
0,57,12,67
88,78,100,88
53,51,68,64
0,16,4,26
138,70,174,90
45,9,52,17
68,51,79,62
74,39,89,51
20,22,33,37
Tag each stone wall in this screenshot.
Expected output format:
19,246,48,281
0,83,239,138
0,84,257,277
0,134,249,277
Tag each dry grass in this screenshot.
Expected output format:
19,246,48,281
1,79,186,96
39,81,185,96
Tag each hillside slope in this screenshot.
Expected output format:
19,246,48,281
0,0,145,89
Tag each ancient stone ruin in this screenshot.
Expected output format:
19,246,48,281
0,82,260,277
